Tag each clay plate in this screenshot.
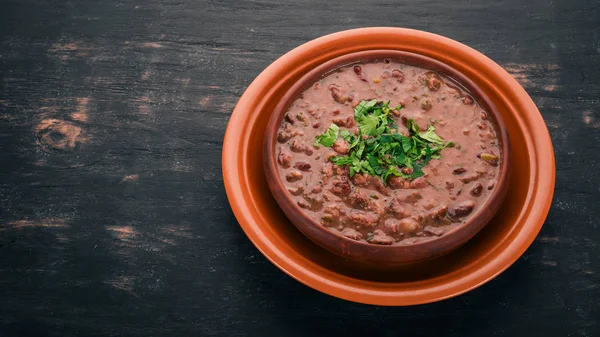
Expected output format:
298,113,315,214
263,50,511,265
223,27,555,305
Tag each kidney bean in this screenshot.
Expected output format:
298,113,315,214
302,193,323,210
277,123,303,143
410,177,427,189
332,164,348,176
388,176,410,189
330,176,351,196
386,198,410,218
325,152,337,162
449,200,475,218
350,173,371,187
422,200,436,210
277,131,292,143
341,228,363,240
294,161,311,171
353,65,368,82
287,185,304,196
332,116,356,128
426,204,448,220
424,72,443,91
384,219,401,233
305,186,320,196
332,139,349,154
321,163,334,177
452,167,466,175
367,229,394,245
290,139,313,155
348,191,370,210
368,199,385,215
347,91,356,102
423,226,445,236
322,193,338,202
421,99,433,111
295,111,308,122
470,182,483,196
459,173,480,183
392,69,405,83
329,85,347,104
401,167,413,175
285,171,303,182
277,150,291,168
398,218,420,233
487,179,496,190
348,211,380,227
397,191,422,203
284,112,295,124
372,178,389,196
321,204,343,224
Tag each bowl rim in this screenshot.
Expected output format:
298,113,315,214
263,49,511,260
223,27,555,305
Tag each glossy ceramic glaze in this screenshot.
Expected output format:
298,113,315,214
222,27,555,305
263,50,510,265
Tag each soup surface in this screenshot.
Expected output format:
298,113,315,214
275,59,501,245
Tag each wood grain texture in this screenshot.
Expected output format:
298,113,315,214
0,0,598,336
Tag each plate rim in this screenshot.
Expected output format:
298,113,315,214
222,27,556,306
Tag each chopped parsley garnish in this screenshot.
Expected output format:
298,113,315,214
315,100,454,182
313,123,339,147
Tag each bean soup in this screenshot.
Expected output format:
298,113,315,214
275,59,501,246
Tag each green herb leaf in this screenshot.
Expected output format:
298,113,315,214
367,153,383,175
348,136,360,150
355,141,366,158
383,166,410,181
358,114,380,136
406,118,420,134
354,99,378,117
401,136,412,153
418,125,446,146
314,123,339,147
330,156,352,165
349,167,356,177
380,134,394,143
340,129,351,140
313,100,453,184
409,166,425,179
394,152,406,166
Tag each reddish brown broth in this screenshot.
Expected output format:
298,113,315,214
275,60,501,245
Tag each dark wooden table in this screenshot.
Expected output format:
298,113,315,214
1,0,598,336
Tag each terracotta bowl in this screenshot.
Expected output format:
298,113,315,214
263,50,510,265
223,28,555,305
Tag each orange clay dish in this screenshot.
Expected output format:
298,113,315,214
223,28,555,305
